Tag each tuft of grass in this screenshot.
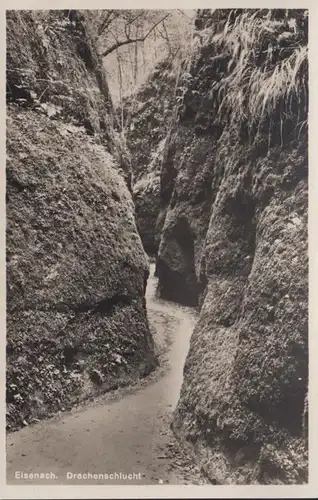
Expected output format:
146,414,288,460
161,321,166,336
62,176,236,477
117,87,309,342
197,9,308,144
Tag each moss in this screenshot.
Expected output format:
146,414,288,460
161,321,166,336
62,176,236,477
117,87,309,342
6,11,156,431
156,9,308,484
123,61,177,254
6,10,113,138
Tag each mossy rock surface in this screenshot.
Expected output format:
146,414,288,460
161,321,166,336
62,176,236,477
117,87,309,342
154,9,308,484
6,10,156,431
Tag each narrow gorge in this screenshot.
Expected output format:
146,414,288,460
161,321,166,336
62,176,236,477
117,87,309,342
6,8,308,487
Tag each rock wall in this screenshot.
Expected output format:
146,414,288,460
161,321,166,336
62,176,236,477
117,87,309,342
156,9,308,483
6,10,157,431
123,61,176,255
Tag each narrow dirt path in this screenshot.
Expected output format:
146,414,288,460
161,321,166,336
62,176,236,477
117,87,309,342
6,264,207,485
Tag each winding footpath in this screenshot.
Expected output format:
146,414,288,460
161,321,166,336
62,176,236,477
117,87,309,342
7,264,206,485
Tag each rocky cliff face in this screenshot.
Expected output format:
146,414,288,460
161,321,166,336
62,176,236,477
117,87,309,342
6,10,157,431
156,9,308,483
124,61,176,255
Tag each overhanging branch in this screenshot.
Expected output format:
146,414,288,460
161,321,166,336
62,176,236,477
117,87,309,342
100,13,171,58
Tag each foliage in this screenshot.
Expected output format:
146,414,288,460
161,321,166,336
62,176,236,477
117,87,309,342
187,9,308,145
97,9,196,103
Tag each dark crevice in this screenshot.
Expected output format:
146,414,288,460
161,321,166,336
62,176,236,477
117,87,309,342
93,294,133,313
9,294,136,317
6,171,38,193
59,294,134,315
157,218,199,306
63,345,79,366
143,268,150,295
6,81,34,105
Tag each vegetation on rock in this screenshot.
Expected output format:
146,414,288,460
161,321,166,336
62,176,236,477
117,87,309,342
122,61,177,255
6,9,157,431
153,8,308,484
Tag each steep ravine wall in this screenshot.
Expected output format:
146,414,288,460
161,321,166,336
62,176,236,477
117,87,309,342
6,10,157,431
156,9,308,483
123,61,177,255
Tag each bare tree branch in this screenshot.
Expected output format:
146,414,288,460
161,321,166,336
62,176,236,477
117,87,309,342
108,28,119,44
124,21,130,39
157,20,170,42
100,13,171,58
177,9,194,19
126,12,145,27
162,20,172,56
169,45,181,63
124,12,145,39
98,10,120,37
98,11,113,35
162,20,170,40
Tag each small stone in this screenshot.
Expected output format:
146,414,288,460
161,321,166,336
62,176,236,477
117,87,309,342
291,216,302,226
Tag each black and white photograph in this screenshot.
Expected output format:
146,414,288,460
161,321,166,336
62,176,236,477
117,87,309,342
4,2,312,494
